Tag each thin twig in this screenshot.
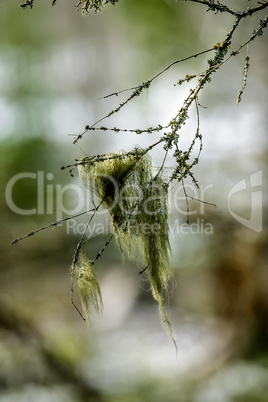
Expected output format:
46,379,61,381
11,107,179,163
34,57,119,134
71,201,104,266
98,47,215,100
11,208,97,245
183,0,268,17
157,149,169,179
93,233,114,262
182,178,190,224
73,47,215,144
185,195,216,207
138,266,148,275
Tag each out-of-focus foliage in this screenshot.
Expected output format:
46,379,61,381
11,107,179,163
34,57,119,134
119,0,201,57
1,137,56,214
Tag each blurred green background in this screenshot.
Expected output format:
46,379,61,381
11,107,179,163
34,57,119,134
0,1,267,401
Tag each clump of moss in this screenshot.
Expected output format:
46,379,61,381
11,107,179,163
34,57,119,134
136,178,174,340
78,148,175,346
72,248,103,320
78,148,150,219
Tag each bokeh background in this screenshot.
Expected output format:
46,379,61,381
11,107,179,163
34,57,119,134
0,1,267,401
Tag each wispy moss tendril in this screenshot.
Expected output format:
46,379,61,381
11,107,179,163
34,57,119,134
78,148,176,346
72,248,103,320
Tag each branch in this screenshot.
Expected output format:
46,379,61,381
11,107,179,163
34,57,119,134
182,0,268,17
76,9,268,146
11,208,97,244
73,47,215,144
19,0,34,9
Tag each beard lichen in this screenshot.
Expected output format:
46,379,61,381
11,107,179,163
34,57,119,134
77,148,176,348
72,248,103,320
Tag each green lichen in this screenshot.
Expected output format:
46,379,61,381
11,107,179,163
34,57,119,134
132,178,175,347
78,148,149,215
72,248,103,320
78,149,176,346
